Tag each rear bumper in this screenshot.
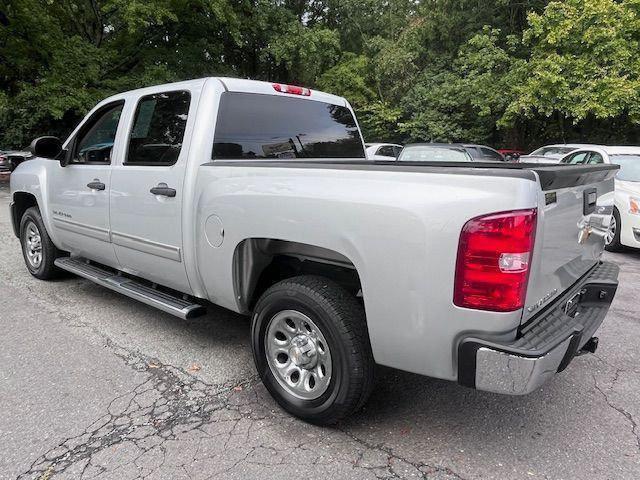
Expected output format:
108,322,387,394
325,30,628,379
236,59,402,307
458,261,619,395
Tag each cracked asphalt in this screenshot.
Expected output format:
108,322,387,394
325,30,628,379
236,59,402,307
0,175,639,480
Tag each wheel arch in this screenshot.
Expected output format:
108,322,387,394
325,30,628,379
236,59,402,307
232,238,363,313
11,191,39,238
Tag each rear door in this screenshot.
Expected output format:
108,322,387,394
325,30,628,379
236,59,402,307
109,89,195,293
521,164,617,322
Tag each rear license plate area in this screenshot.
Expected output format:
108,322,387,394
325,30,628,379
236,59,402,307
564,291,582,318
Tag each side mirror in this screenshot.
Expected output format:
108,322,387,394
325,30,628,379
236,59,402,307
29,136,63,160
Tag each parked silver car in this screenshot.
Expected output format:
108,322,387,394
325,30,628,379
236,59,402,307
520,144,601,164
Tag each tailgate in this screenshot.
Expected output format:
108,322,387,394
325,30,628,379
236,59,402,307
521,164,618,323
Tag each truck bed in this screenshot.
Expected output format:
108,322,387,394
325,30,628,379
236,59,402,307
209,160,618,191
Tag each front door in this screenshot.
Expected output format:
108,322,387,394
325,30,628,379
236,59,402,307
109,90,193,293
49,101,124,267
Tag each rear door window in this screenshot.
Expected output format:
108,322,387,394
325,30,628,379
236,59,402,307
213,92,365,159
126,90,191,166
587,152,604,164
563,152,590,164
480,147,504,161
376,146,396,157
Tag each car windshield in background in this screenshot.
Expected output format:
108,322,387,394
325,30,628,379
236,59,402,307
213,92,365,159
530,146,575,157
610,154,640,182
398,146,471,162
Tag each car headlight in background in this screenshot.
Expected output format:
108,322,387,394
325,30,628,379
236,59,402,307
630,197,640,215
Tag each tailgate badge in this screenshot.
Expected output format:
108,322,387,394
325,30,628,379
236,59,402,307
526,288,558,313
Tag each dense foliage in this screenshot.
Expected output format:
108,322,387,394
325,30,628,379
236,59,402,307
1,0,640,149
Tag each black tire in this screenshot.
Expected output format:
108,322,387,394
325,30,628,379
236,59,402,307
605,207,623,252
19,206,62,279
251,275,374,425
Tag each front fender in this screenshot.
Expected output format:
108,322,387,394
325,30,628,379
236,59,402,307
10,159,61,248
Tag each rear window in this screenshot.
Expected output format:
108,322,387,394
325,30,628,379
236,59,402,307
531,146,575,157
212,92,365,159
398,146,472,162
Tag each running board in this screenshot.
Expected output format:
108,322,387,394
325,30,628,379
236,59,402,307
54,257,207,319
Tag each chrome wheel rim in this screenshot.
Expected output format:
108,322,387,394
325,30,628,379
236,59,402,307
24,221,43,269
265,310,332,400
605,215,617,245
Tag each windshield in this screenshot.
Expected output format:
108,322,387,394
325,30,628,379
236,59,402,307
397,146,472,162
610,154,640,182
530,146,575,157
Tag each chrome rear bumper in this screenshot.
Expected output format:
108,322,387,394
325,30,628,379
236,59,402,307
458,261,619,395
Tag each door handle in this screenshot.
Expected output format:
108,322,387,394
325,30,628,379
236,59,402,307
150,184,176,198
87,180,105,191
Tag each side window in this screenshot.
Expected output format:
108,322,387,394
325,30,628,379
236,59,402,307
72,102,124,164
377,146,395,157
126,91,191,166
587,152,604,164
563,152,589,164
465,147,480,159
481,147,503,161
393,146,403,157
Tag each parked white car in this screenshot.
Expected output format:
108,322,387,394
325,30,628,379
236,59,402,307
365,143,402,160
521,144,600,164
559,146,640,251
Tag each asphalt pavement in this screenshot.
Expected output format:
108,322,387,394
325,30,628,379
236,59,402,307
0,175,638,480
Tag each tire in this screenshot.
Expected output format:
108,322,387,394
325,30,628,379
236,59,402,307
605,208,623,252
251,275,375,425
19,207,62,279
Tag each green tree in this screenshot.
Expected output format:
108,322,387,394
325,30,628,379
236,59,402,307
504,0,640,141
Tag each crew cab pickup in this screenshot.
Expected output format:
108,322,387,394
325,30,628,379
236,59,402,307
10,78,620,424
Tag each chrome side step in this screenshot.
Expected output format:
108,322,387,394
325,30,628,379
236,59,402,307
54,257,206,319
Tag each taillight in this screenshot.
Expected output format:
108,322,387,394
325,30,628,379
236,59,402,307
454,209,537,312
272,83,311,96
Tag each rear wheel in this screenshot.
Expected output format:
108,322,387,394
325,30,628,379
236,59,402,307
605,208,623,252
251,275,374,425
20,207,62,279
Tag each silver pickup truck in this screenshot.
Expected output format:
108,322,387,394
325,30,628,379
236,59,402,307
10,77,620,424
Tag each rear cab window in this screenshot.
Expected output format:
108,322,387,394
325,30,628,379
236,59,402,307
212,93,365,159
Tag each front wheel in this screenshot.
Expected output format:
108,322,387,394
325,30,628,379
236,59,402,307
605,208,623,252
20,207,63,279
251,275,374,425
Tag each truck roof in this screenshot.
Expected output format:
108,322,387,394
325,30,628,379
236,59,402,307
98,77,349,108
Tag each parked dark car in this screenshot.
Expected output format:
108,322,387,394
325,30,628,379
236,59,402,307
0,150,32,172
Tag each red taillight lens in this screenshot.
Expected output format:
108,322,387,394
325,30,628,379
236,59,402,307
272,83,311,96
454,209,537,312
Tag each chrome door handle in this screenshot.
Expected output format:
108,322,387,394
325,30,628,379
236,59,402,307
87,180,105,191
150,184,176,197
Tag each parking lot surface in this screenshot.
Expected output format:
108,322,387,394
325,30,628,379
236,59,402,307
0,176,639,480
